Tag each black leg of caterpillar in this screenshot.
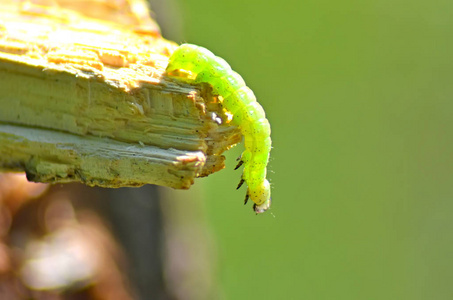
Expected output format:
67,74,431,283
244,193,249,205
234,160,244,170
253,203,257,214
236,178,245,190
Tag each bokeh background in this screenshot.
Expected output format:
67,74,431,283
0,1,451,299
163,0,453,299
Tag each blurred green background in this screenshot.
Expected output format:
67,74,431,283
166,0,453,299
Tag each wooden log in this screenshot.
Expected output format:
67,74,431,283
0,0,241,188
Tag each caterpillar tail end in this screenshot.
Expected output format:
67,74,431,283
253,198,271,214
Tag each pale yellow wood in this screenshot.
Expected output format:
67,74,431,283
0,123,206,188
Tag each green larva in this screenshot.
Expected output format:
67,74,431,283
166,44,272,214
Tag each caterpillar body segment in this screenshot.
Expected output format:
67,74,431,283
166,44,272,214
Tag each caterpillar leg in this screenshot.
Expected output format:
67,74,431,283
234,160,244,170
244,193,249,205
236,178,245,189
236,150,251,170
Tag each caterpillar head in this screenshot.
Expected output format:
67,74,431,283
253,197,271,214
250,179,271,214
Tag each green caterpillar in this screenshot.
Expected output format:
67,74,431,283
166,44,272,214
